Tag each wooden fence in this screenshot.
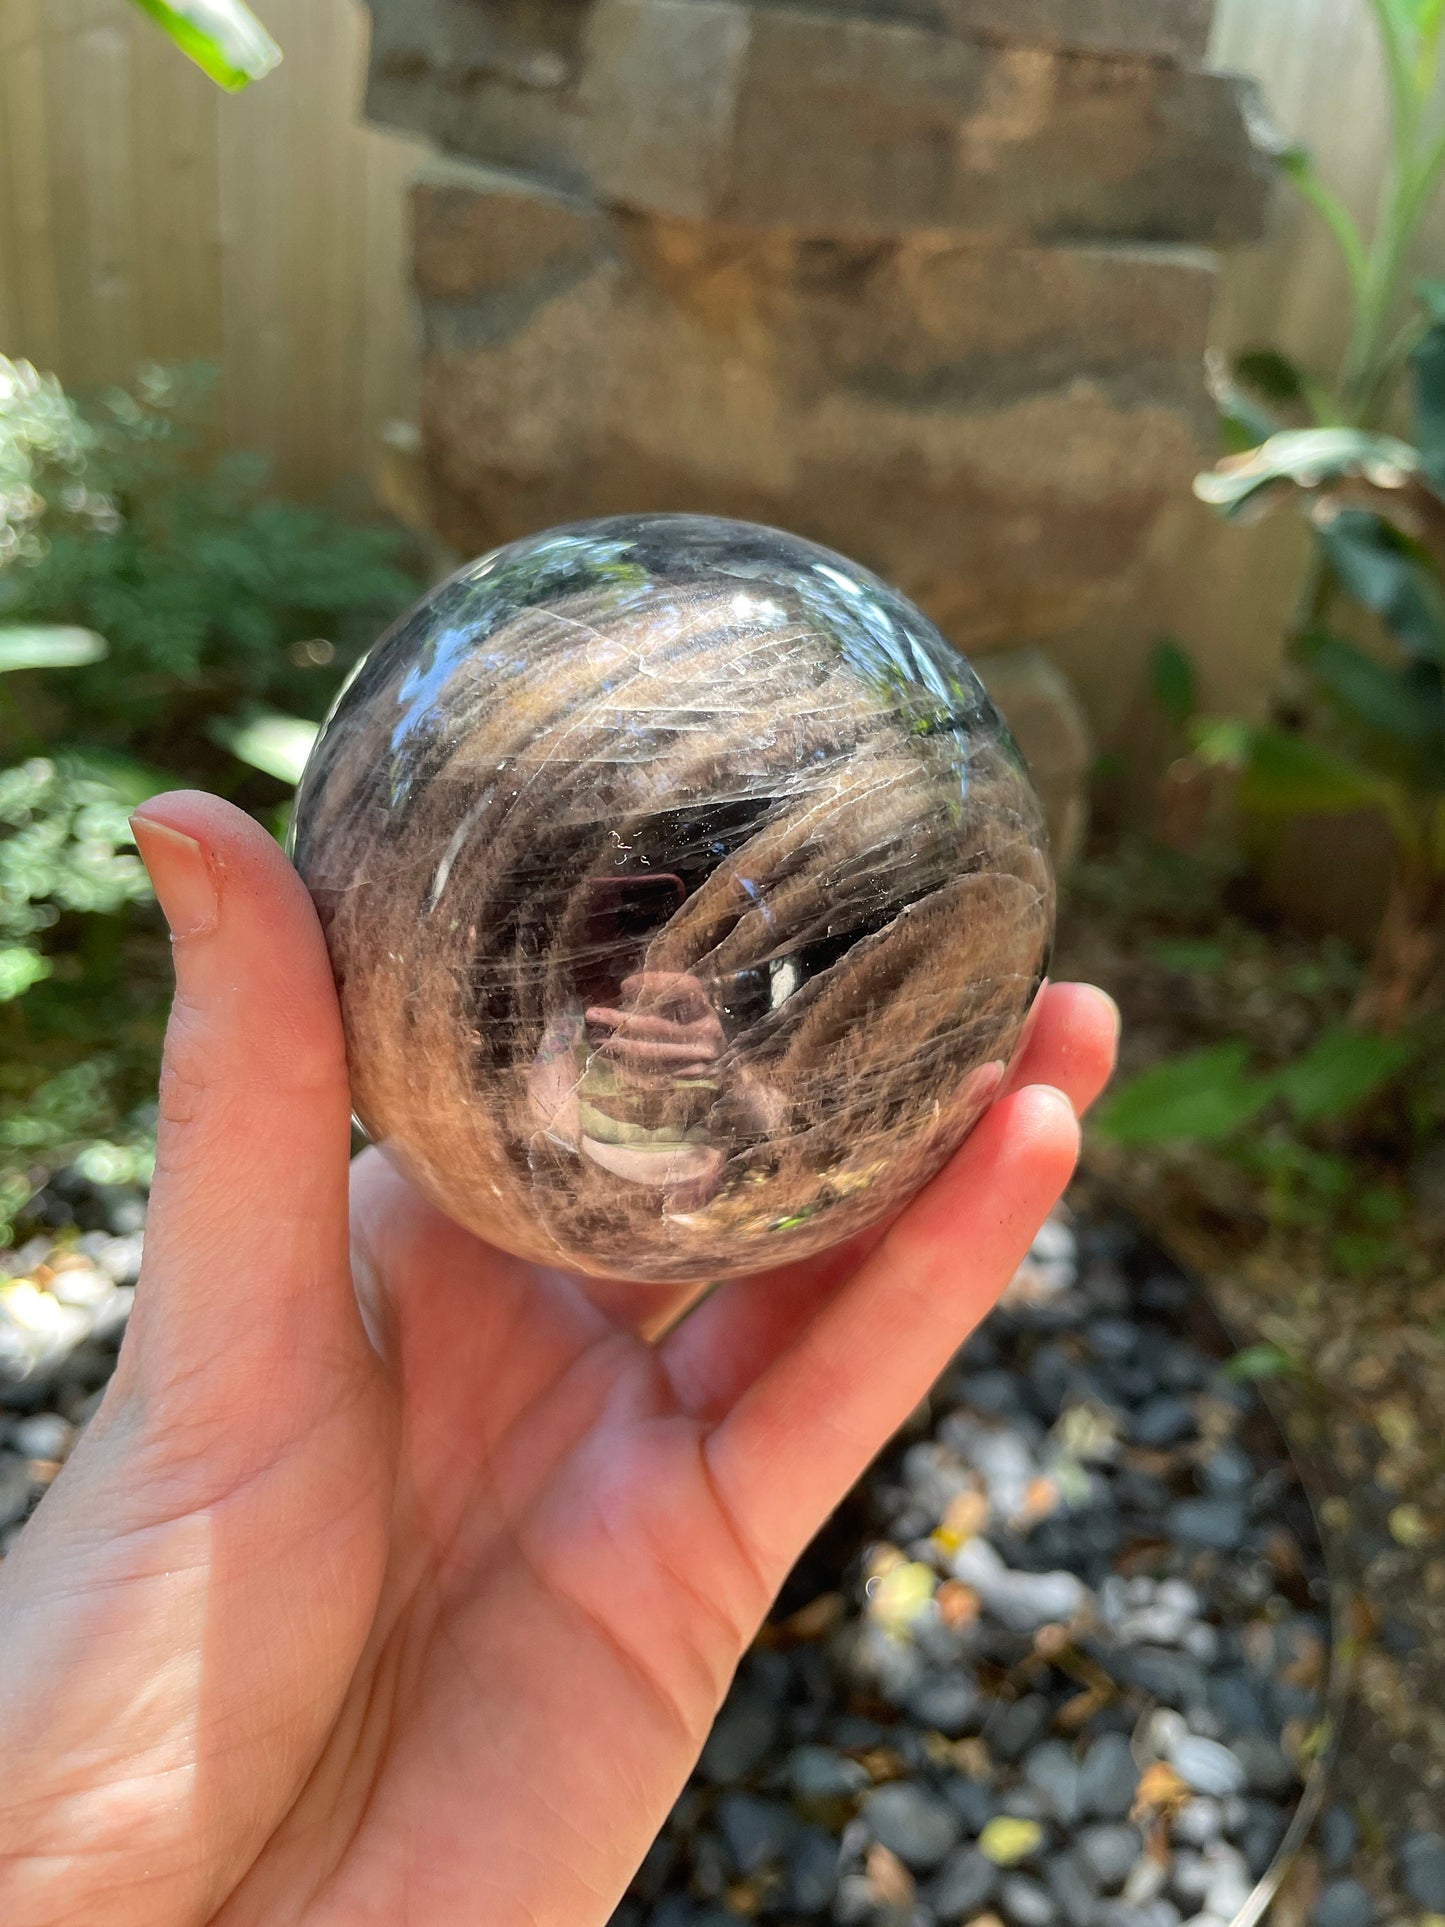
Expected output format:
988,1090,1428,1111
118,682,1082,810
0,0,426,496
0,0,1426,500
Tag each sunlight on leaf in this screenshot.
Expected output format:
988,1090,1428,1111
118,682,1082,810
209,710,318,785
1195,429,1421,520
125,0,281,91
1190,717,1254,770
0,945,51,1002
57,750,176,812
0,626,107,673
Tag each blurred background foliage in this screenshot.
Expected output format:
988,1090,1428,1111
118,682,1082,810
1082,0,1445,1289
0,354,416,1237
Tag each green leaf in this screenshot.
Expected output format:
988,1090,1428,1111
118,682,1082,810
0,626,108,673
1411,318,1445,483
1277,1024,1413,1121
1367,0,1423,119
1207,352,1283,453
1302,631,1442,742
1319,511,1445,661
1231,350,1336,426
1190,716,1254,770
1149,637,1196,728
209,709,318,785
0,945,51,1002
1223,1344,1304,1383
124,0,281,91
1194,429,1420,520
1095,1042,1275,1145
1278,150,1370,295
1236,727,1389,814
1216,401,1276,455
1234,349,1309,406
1384,0,1445,50
57,750,177,811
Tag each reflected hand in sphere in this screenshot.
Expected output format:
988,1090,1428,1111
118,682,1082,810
292,515,1055,1284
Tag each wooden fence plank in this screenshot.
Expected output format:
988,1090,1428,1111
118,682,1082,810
128,2,222,369
0,0,63,371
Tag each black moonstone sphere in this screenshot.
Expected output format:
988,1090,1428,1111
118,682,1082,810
291,515,1054,1283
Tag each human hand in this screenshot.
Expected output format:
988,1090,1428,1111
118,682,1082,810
0,793,1116,1927
585,970,728,1079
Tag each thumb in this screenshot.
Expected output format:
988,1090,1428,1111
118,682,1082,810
115,791,372,1469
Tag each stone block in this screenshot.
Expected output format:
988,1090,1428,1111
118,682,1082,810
412,172,1219,659
366,0,593,193
924,0,1213,60
584,0,1269,242
368,0,1271,243
412,161,607,311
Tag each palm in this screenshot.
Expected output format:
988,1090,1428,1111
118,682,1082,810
222,1155,830,1926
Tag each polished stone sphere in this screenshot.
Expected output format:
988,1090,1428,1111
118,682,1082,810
292,515,1054,1283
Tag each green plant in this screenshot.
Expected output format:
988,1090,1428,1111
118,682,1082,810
2,361,415,766
1099,1025,1413,1146
1182,2,1445,1029
1239,1,1445,433
1097,1021,1421,1269
126,0,281,91
1190,421,1445,1024
0,758,151,1002
0,356,409,967
0,357,414,1232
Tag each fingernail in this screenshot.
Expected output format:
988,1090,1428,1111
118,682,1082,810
130,814,219,939
1032,1083,1079,1123
1083,984,1122,1046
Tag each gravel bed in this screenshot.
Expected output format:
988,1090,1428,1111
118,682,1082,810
615,1207,1336,1927
1,1177,1415,1927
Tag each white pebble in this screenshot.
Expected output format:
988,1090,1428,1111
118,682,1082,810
47,1264,112,1309
1169,1734,1248,1798
1142,1708,1189,1761
1118,1606,1189,1647
8,1413,73,1460
1171,1852,1211,1905
1182,1623,1220,1664
1202,1843,1253,1919
1156,1579,1202,1618
1124,1858,1170,1905
1099,1575,1129,1625
951,1537,1089,1632
1137,1904,1183,1927
1172,1799,1224,1847
1031,1214,1076,1266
